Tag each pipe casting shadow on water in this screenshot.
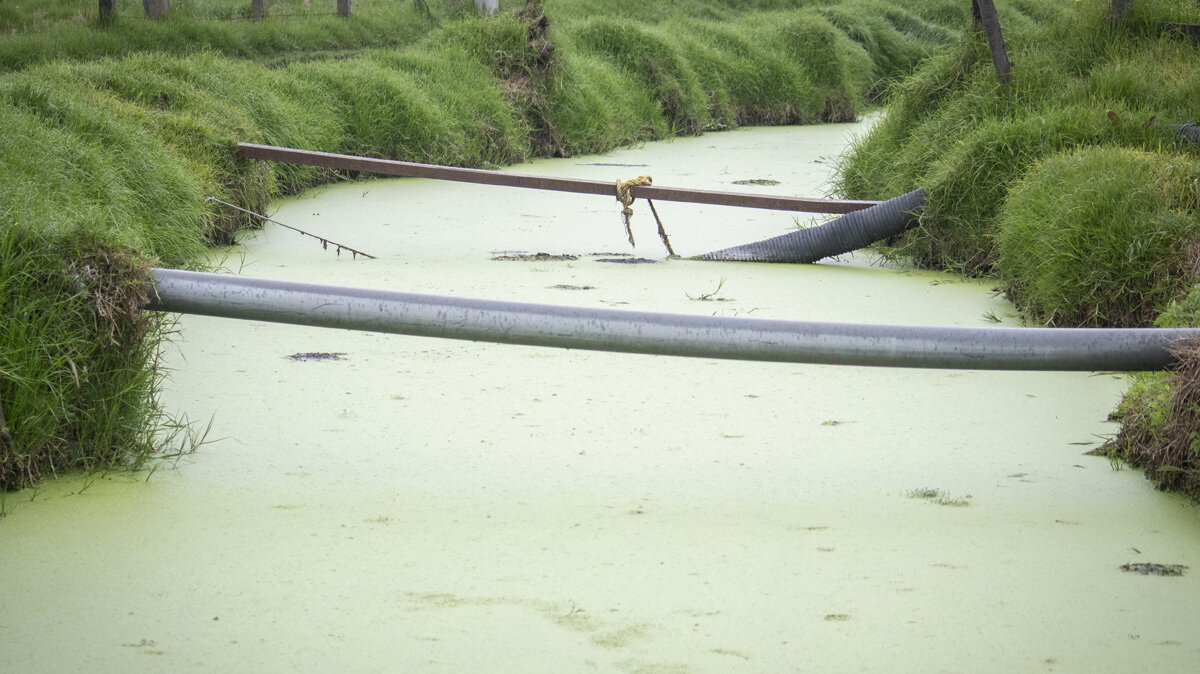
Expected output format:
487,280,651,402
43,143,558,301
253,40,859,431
147,268,1198,371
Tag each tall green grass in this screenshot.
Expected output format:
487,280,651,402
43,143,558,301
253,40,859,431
0,0,440,72
0,95,206,489
996,147,1200,327
838,0,1200,278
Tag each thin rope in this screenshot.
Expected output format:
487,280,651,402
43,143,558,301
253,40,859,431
112,12,344,21
615,175,653,247
206,196,376,260
645,199,675,257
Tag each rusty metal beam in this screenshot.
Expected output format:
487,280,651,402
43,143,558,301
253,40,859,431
237,142,880,215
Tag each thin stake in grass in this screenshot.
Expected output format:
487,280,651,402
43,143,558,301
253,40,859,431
206,196,376,260
0,391,11,451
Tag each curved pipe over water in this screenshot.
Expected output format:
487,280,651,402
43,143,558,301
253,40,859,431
148,268,1196,371
695,189,926,263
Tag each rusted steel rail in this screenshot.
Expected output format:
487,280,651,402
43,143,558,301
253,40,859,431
237,143,880,215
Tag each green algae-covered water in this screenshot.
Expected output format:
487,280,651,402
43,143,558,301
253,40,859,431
3,120,1199,673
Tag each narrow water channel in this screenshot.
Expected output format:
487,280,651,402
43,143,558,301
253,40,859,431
3,120,1199,673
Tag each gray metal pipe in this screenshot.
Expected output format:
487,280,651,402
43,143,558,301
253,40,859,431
147,268,1198,371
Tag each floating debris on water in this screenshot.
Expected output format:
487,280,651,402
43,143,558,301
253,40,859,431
577,162,650,167
907,487,972,506
1119,563,1188,577
287,352,347,362
492,252,579,262
907,488,943,499
595,258,659,264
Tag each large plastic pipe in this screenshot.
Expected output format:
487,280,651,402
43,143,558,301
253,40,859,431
147,268,1196,371
1173,123,1200,144
695,122,1196,264
696,189,926,263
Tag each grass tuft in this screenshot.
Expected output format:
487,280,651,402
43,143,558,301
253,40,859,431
996,147,1200,327
1106,338,1200,501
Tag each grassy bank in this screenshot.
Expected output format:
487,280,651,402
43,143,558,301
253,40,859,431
836,0,1200,496
0,0,1058,493
0,0,440,72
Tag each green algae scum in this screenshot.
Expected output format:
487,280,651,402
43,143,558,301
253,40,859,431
5,122,1200,673
3,0,1200,671
2,0,973,492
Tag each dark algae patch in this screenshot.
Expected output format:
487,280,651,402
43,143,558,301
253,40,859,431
492,252,579,262
1120,563,1188,577
287,352,348,362
732,178,780,186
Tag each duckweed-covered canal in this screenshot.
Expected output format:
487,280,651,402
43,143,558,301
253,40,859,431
3,120,1200,673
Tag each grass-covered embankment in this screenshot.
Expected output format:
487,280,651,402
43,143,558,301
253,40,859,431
0,0,1056,494
0,0,442,72
836,0,1200,497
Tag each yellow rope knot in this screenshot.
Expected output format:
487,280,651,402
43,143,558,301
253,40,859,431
615,175,653,246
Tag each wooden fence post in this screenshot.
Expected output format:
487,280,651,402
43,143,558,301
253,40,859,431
252,0,265,21
338,0,351,17
143,0,169,19
972,0,1012,84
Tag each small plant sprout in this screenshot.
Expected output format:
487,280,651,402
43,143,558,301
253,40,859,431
687,277,733,302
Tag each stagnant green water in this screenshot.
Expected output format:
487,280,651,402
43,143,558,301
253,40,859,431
3,120,1199,672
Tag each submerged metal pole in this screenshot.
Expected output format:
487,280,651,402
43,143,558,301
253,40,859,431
147,268,1197,371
